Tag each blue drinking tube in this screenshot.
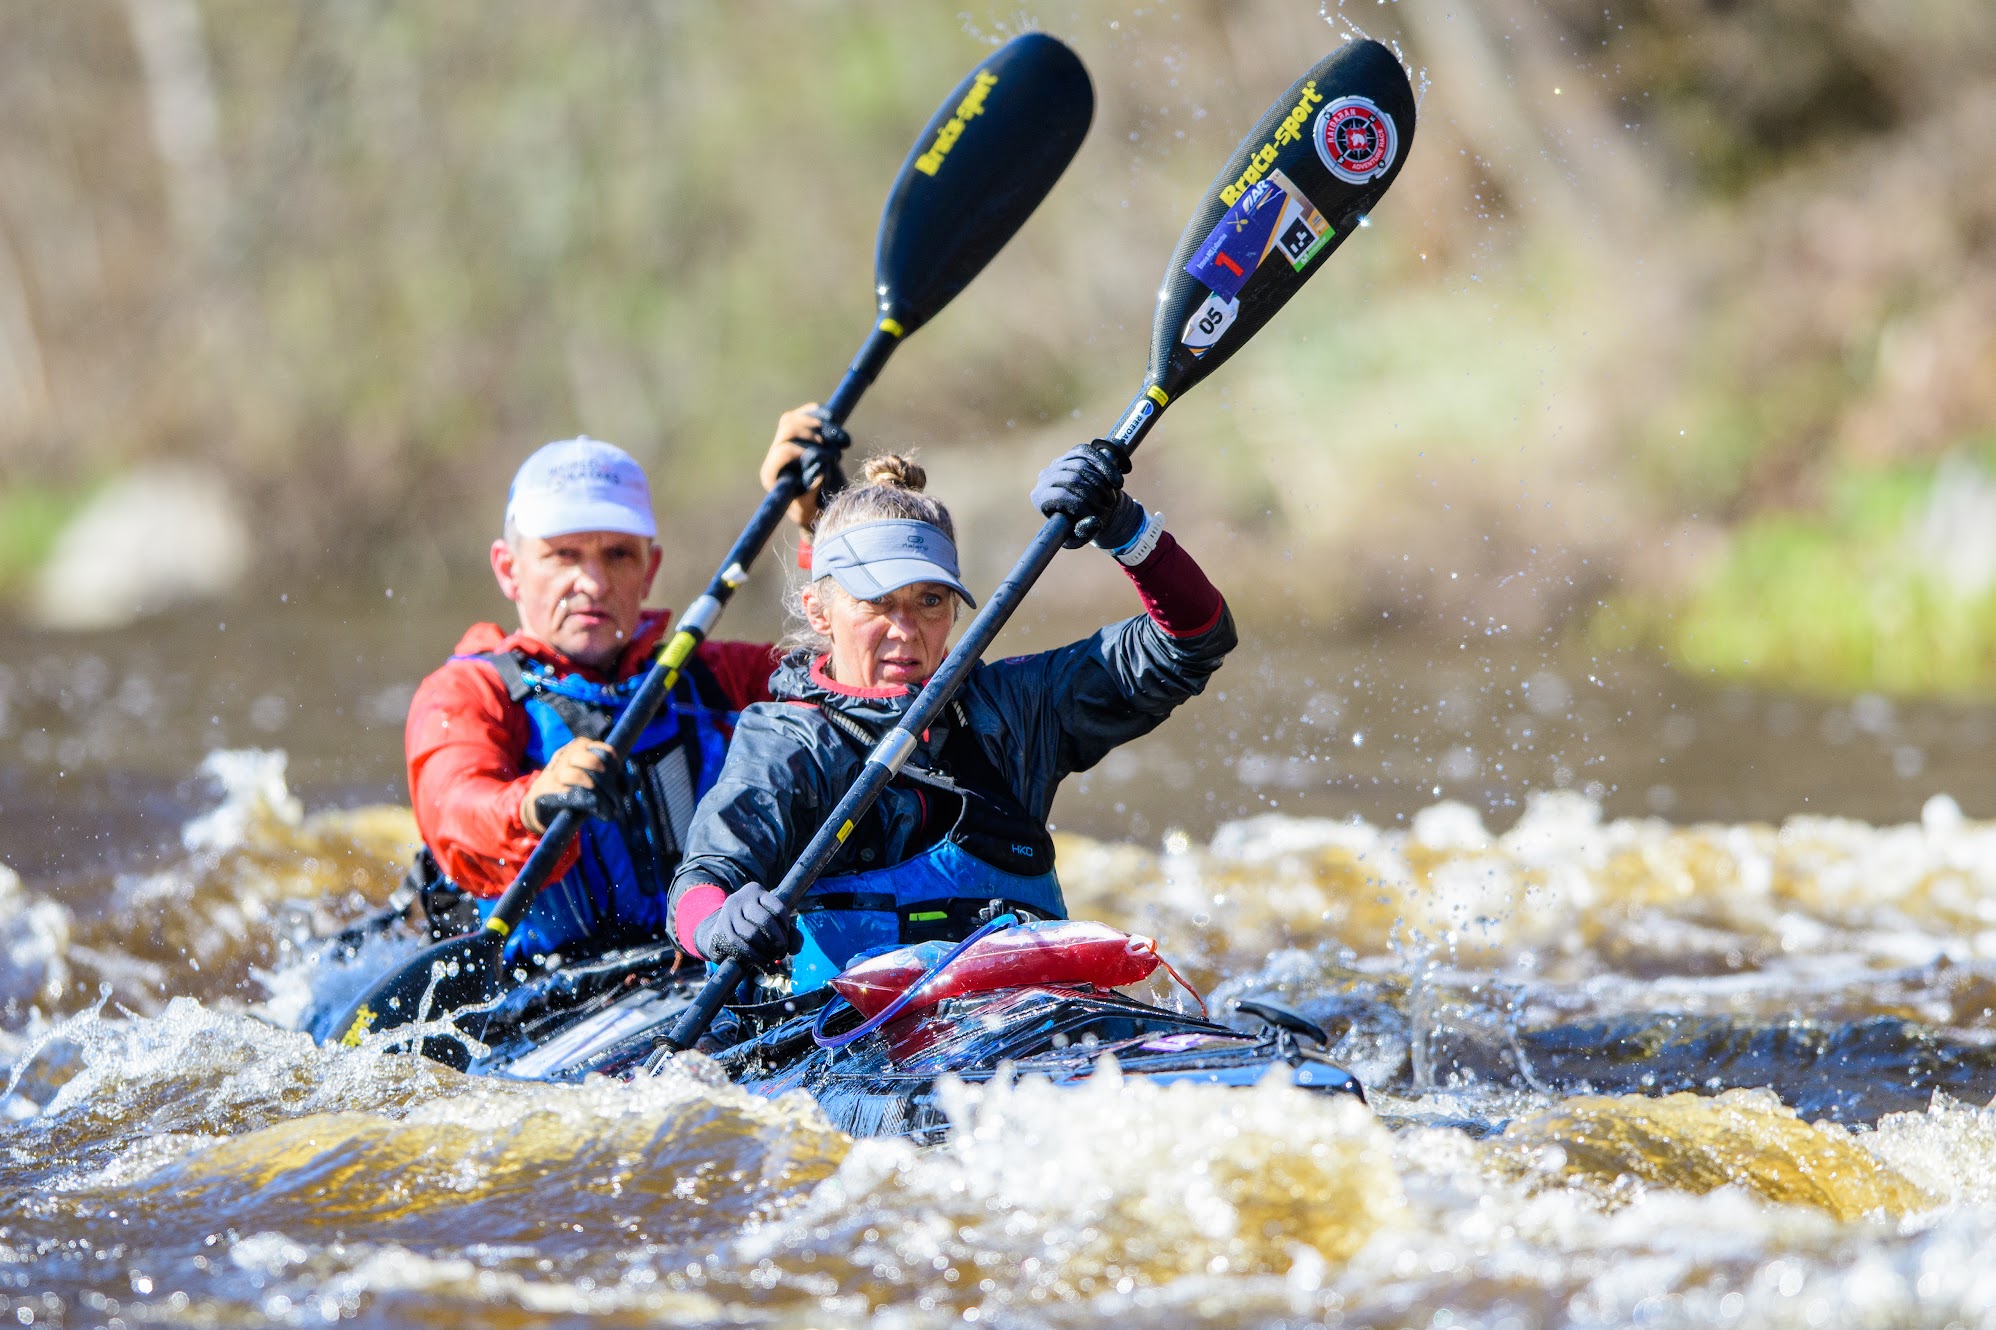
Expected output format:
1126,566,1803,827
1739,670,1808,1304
811,913,1019,1050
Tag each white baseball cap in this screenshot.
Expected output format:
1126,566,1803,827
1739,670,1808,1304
504,436,657,540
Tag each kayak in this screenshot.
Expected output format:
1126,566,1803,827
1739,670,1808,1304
313,922,1365,1140
715,984,1361,1141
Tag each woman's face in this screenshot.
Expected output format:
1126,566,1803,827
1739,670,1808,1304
804,580,956,689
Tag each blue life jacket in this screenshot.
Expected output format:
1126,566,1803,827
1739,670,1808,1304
788,704,1066,993
461,648,736,966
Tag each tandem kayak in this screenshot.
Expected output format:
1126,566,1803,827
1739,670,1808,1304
310,921,1364,1139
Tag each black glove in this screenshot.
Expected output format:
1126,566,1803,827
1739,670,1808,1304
803,409,851,508
1031,443,1144,549
692,884,800,971
526,753,628,832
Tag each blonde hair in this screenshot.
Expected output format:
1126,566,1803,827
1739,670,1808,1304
781,453,959,655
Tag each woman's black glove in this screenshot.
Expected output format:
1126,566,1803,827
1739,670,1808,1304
692,884,800,971
1031,442,1145,550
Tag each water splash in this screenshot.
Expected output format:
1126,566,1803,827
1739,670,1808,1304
1500,1088,1933,1220
180,749,303,852
0,748,416,1031
1319,0,1431,104
740,1069,1402,1316
10,758,1996,1323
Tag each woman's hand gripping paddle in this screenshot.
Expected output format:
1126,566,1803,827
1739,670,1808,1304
663,38,1417,1055
327,34,1093,1050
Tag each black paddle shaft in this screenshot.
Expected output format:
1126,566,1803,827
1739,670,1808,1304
664,39,1417,1052
324,437,844,1047
482,329,899,933
324,35,1096,1048
326,350,876,1047
483,448,836,934
482,25,1099,937
664,401,1160,1052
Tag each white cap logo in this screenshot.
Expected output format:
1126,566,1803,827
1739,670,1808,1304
505,436,657,540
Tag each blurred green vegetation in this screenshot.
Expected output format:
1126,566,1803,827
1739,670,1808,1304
0,1,1993,694
1598,448,1996,696
0,482,86,593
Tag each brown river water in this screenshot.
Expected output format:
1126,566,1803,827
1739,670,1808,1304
8,589,1996,1328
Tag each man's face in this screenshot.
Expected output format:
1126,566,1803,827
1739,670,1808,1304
490,530,662,671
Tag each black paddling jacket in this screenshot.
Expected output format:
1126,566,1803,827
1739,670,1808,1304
668,585,1236,937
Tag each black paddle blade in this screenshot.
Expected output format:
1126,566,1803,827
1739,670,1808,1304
1145,40,1415,405
322,930,502,1048
873,32,1093,338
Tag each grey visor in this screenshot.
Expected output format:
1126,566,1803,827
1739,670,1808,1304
810,519,978,608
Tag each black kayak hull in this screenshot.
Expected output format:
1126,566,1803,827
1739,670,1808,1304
326,940,1364,1138
711,983,1364,1140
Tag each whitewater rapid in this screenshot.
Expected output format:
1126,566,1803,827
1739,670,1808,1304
7,750,1996,1327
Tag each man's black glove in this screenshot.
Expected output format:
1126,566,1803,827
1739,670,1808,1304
692,884,800,971
1031,442,1145,550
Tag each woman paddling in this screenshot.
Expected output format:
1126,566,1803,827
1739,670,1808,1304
667,444,1236,993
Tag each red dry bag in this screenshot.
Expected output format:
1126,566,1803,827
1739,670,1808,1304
829,920,1161,1019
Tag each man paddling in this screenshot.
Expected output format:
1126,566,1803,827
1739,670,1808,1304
403,408,829,967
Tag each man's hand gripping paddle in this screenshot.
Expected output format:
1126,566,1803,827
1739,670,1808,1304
329,33,1093,1050
664,39,1417,1053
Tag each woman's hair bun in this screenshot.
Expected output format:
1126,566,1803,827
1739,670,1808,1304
860,453,926,492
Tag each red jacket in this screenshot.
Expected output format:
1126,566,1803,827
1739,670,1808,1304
405,610,780,898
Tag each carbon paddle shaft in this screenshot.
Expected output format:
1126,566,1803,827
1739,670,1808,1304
483,433,862,935
483,493,788,929
664,38,1420,1051
328,32,1095,1047
484,337,899,932
327,360,878,1046
325,456,822,1047
664,398,1167,1051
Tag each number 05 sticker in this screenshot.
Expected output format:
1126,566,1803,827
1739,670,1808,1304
1179,291,1239,357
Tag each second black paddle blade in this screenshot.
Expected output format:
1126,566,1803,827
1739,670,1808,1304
322,930,503,1049
873,31,1093,337
1145,39,1416,404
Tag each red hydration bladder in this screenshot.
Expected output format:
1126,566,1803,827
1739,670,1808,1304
830,920,1162,1019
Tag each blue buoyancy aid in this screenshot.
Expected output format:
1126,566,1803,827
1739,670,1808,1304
464,649,736,965
788,706,1066,993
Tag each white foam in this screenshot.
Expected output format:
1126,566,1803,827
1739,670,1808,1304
182,749,303,852
0,858,72,1015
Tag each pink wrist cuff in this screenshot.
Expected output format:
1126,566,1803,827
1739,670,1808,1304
674,883,728,957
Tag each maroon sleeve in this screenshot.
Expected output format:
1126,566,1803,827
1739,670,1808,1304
1120,530,1226,638
694,639,783,708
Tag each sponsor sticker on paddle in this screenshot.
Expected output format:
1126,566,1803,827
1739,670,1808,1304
1183,167,1331,311
1313,95,1398,185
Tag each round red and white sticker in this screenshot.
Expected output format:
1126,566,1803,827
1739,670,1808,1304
1313,96,1397,184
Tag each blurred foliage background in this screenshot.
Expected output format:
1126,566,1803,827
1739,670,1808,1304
2,0,1994,694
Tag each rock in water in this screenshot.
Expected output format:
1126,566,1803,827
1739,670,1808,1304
28,463,249,630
